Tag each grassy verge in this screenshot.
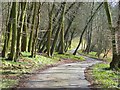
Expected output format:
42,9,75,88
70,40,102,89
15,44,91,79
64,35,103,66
78,51,119,89
1,52,85,88
90,63,120,89
53,53,85,61
78,51,112,63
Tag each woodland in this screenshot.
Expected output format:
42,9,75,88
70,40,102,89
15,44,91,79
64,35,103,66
0,0,120,89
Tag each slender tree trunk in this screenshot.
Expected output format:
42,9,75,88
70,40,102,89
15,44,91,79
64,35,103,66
65,30,75,52
53,3,62,22
50,21,61,56
85,3,94,54
15,2,27,60
2,3,12,58
85,24,92,54
8,2,18,60
47,3,54,56
73,2,103,55
28,3,36,52
57,3,80,52
38,4,61,52
38,2,76,54
28,2,36,52
31,3,41,57
38,4,64,52
50,2,66,56
21,13,27,52
59,2,66,54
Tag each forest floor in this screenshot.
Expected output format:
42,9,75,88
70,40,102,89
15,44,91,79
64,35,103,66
17,54,102,89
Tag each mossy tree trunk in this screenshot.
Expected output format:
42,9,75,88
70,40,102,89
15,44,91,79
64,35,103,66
104,1,119,70
21,13,27,52
31,3,41,57
38,4,62,53
38,3,75,54
47,3,55,57
50,2,66,56
8,2,18,60
15,2,27,61
59,2,66,54
57,3,80,52
28,3,36,52
2,3,12,58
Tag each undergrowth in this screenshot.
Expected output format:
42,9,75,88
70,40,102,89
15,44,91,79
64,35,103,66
92,63,120,89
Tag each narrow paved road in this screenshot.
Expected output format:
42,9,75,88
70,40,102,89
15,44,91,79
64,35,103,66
20,55,102,89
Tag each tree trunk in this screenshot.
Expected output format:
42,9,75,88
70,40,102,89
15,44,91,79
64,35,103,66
15,2,27,60
38,3,62,52
116,1,120,68
2,3,12,58
39,3,76,54
28,3,36,52
73,2,103,55
59,2,66,54
50,2,66,56
47,3,54,57
21,13,27,52
104,1,119,69
8,2,18,60
85,3,94,54
57,3,80,52
31,3,41,57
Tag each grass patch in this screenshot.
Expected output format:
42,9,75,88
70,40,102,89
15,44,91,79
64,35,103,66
78,51,112,63
53,53,85,61
89,52,97,57
1,79,18,88
92,63,120,89
78,51,99,59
